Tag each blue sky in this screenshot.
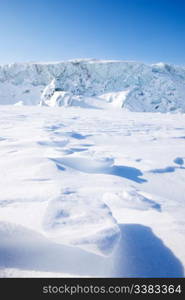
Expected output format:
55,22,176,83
0,0,185,65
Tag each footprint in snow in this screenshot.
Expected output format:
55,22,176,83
173,157,184,166
66,131,92,140
45,123,65,132
149,158,185,174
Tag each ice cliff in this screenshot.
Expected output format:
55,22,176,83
0,59,185,112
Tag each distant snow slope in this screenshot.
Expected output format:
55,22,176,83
0,106,185,277
0,59,185,112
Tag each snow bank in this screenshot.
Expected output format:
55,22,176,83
42,188,120,256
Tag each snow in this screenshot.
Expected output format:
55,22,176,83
0,59,185,112
42,188,120,256
98,90,130,108
0,104,185,277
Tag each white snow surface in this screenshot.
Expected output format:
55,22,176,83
0,59,185,112
0,105,185,277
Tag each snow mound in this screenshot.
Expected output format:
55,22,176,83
99,90,130,108
42,188,120,256
51,156,115,173
0,59,185,112
103,187,161,212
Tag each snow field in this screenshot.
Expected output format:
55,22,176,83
0,106,185,277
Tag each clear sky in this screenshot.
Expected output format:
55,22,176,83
0,0,185,65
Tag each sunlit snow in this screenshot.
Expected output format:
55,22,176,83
0,60,185,277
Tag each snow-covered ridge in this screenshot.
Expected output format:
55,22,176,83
0,59,185,112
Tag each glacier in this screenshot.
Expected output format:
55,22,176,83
0,59,185,112
0,59,185,278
